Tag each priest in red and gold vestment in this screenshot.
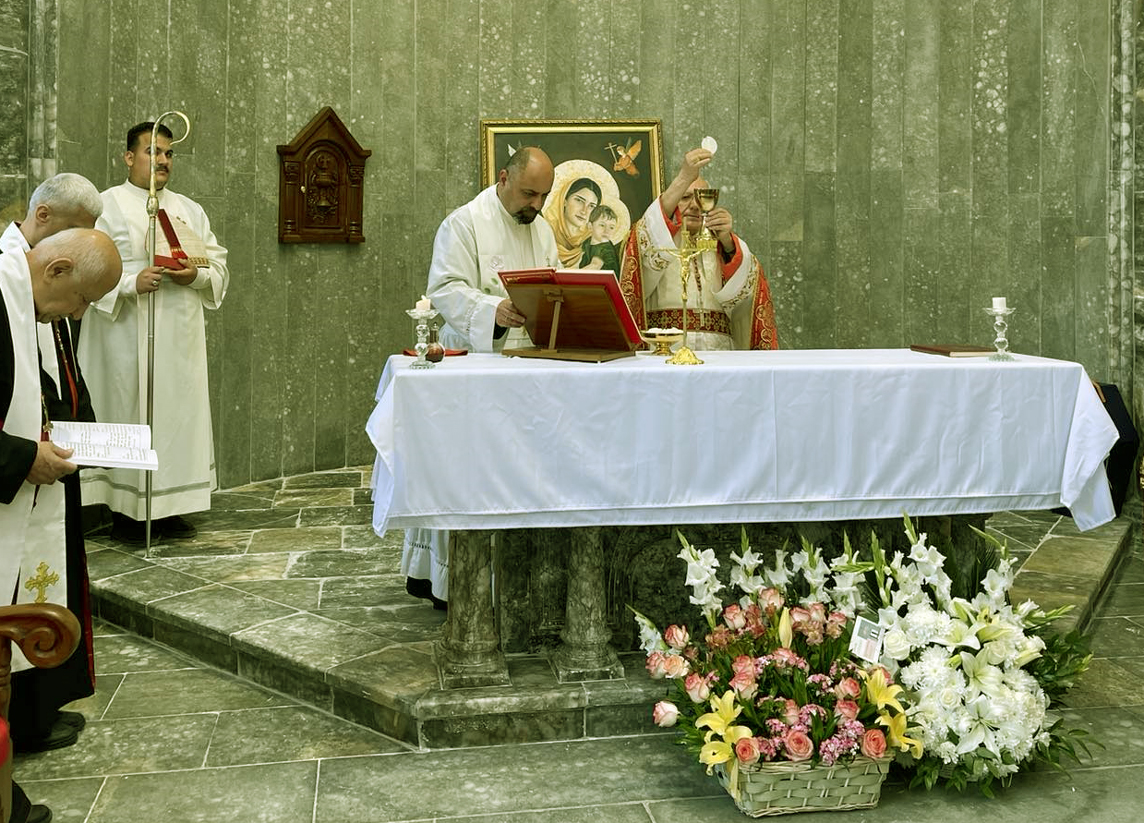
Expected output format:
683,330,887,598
619,146,778,351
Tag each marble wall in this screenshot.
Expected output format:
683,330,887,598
2,0,1129,487
0,0,30,218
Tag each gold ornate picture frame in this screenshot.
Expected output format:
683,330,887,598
480,119,664,268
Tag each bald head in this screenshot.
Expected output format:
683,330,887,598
21,173,103,247
497,147,554,224
27,228,122,322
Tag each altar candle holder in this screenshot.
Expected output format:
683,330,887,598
982,306,1016,361
406,308,438,369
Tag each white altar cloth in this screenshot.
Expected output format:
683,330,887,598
367,349,1118,533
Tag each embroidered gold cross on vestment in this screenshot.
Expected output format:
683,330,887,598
25,561,60,603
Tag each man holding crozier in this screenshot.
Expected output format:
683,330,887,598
78,121,229,545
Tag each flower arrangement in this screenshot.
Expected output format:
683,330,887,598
633,530,915,808
636,517,1094,808
848,517,1093,795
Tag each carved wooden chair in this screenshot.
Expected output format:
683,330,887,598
0,604,80,823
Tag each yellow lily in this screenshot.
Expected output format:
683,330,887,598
860,667,905,714
699,726,755,772
878,710,923,758
695,690,742,738
696,691,754,792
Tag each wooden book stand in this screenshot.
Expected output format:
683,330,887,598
502,282,640,362
498,269,642,363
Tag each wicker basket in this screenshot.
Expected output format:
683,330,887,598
714,755,891,817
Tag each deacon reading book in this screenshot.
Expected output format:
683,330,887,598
50,421,158,471
910,343,994,358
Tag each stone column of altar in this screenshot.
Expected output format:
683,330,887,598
434,530,509,688
552,526,624,682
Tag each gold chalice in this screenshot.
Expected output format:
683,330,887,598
693,187,719,251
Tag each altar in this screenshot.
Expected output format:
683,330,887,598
367,349,1118,685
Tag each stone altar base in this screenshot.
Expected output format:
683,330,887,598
81,468,1135,750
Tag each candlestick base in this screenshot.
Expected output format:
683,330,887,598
983,306,1016,362
406,308,438,369
666,344,703,365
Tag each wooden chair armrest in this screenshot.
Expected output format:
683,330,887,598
0,604,81,671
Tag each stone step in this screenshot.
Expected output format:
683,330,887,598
83,472,1136,750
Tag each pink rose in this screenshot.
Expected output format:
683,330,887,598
723,604,747,631
653,701,679,727
825,611,848,638
684,672,711,703
834,677,861,699
781,698,800,725
729,671,758,700
735,735,762,766
664,624,689,651
790,606,812,630
834,699,860,722
645,652,667,679
860,728,887,759
808,602,827,624
744,603,767,636
759,587,784,614
772,648,802,668
732,655,756,677
784,728,814,761
706,626,733,649
662,653,689,679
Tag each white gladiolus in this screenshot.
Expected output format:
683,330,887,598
761,547,791,589
632,609,669,653
676,536,725,628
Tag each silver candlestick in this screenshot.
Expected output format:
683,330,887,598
406,308,437,369
983,306,1016,361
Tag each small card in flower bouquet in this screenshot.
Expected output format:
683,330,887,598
849,616,884,664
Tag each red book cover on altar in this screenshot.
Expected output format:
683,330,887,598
152,209,211,269
498,268,642,361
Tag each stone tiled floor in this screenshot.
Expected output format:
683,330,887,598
12,469,1144,822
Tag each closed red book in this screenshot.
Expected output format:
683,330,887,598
152,209,211,269
910,344,994,358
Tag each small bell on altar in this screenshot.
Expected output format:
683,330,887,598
426,323,445,362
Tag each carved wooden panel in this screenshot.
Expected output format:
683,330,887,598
277,107,372,243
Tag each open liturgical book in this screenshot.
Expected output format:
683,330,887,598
497,268,642,362
151,209,211,269
50,421,158,471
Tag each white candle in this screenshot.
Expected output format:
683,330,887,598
992,297,1007,311
415,296,431,311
